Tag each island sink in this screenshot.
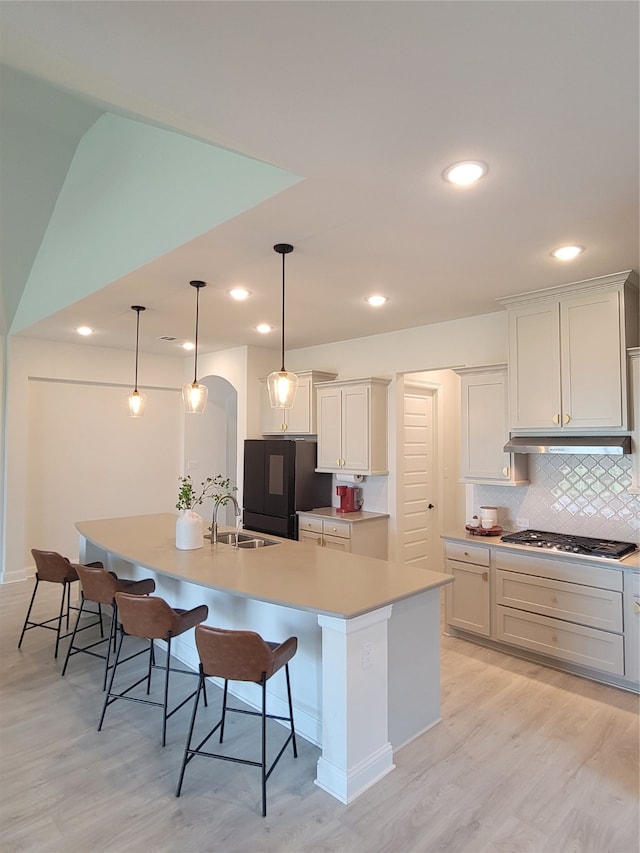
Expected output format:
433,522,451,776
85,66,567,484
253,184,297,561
209,531,279,548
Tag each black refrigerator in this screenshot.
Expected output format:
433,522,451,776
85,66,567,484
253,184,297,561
243,439,332,539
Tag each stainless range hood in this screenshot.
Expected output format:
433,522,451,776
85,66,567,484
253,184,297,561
503,435,631,455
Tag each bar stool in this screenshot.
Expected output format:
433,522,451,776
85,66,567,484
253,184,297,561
18,549,103,659
99,592,209,746
176,624,298,817
61,563,156,688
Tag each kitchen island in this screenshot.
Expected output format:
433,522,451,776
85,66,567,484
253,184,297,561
77,513,452,804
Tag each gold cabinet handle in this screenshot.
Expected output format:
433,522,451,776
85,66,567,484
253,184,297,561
633,602,640,614
553,414,560,425
502,466,509,477
563,414,571,425
281,423,288,431
482,572,488,582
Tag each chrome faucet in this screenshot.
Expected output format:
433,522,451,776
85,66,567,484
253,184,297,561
211,494,241,544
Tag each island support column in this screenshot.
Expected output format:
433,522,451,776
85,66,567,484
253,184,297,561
315,605,395,804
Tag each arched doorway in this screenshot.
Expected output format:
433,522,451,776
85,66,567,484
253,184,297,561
184,375,238,529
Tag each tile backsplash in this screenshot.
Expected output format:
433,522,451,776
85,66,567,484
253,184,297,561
474,455,640,543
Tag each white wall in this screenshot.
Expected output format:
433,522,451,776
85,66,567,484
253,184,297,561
3,336,185,581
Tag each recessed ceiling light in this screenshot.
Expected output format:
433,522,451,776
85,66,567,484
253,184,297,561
182,341,195,351
442,160,488,186
256,323,273,334
365,295,388,307
551,245,585,261
228,288,251,301
76,326,93,336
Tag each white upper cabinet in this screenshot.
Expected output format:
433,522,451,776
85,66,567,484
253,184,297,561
455,364,528,485
500,271,639,433
315,377,390,475
260,370,337,435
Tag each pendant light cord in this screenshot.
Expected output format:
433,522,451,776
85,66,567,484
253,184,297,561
194,285,200,384
280,250,286,371
131,305,145,393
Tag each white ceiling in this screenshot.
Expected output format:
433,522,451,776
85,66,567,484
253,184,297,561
1,0,638,356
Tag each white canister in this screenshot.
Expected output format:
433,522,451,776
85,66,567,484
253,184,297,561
480,506,498,527
176,510,204,550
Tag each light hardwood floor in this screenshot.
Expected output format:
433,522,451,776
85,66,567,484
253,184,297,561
1,579,638,853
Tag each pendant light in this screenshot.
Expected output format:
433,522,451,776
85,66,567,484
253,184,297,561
182,280,208,414
127,305,146,417
267,243,298,409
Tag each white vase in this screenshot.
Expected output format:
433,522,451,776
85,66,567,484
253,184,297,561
176,509,203,550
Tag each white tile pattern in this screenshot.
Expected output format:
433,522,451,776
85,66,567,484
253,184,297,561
474,455,639,543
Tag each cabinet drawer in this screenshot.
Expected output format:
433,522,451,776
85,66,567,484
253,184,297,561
496,570,623,632
298,516,323,534
495,550,622,591
323,519,351,539
444,541,490,567
497,606,624,675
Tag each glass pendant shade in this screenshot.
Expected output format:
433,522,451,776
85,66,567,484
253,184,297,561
128,305,146,418
127,389,146,417
183,280,207,414
267,369,299,409
182,381,208,414
270,243,298,409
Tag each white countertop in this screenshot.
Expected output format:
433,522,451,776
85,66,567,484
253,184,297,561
441,530,640,570
297,507,389,522
77,513,450,618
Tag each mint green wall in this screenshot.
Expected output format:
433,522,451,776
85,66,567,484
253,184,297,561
0,67,103,334
11,112,301,333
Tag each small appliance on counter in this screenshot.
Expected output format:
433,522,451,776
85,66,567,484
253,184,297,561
336,485,363,513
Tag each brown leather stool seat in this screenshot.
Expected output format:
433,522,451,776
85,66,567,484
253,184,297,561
18,549,104,659
99,592,209,746
176,625,298,817
61,563,156,688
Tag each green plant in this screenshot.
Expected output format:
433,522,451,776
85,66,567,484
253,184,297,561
176,475,237,512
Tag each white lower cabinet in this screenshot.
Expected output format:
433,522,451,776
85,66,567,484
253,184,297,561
444,541,491,637
298,511,388,559
442,536,637,691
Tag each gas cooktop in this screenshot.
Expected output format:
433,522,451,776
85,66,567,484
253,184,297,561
500,529,637,560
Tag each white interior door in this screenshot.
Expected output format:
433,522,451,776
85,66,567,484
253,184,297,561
399,384,436,568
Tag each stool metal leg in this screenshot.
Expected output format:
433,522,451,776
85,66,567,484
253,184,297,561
261,676,267,817
18,576,40,649
285,663,298,758
54,582,70,659
61,594,87,676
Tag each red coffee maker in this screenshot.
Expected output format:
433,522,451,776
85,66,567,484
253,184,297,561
336,485,363,513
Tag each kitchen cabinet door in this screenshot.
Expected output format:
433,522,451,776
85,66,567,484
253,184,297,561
559,289,624,429
445,558,491,637
456,364,528,485
508,301,561,431
316,386,343,469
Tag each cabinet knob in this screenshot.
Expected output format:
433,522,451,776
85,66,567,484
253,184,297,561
427,503,434,509
281,423,288,431
563,413,571,425
633,602,640,615
502,467,509,477
553,414,560,425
